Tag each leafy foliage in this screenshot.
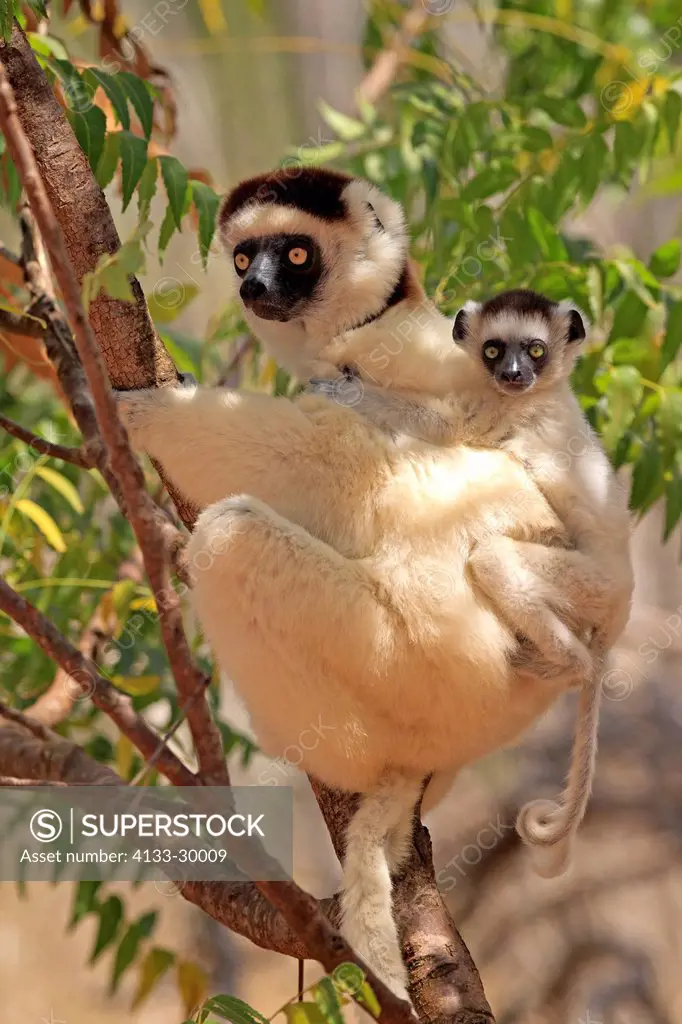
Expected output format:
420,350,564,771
0,0,681,1018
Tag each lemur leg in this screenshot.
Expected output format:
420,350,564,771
189,497,414,998
469,536,595,682
342,776,423,1001
186,494,400,784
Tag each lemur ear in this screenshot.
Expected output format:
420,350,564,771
366,202,384,232
558,301,589,344
453,301,482,343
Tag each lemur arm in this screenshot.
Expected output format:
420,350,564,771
116,384,343,516
346,386,483,445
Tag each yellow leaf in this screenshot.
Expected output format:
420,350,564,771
258,356,278,390
132,947,175,1009
176,960,208,1017
514,151,532,173
15,499,66,553
538,149,559,173
198,0,227,34
130,596,157,612
116,734,135,780
112,674,161,697
36,466,84,514
555,0,572,20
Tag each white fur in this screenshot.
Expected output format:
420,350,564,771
220,179,409,375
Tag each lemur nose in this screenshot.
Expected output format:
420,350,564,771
500,368,523,383
240,278,267,302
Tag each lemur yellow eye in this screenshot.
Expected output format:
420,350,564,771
528,342,546,359
483,344,500,360
288,247,309,266
234,252,250,271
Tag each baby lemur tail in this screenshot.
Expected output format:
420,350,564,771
515,654,603,878
340,774,422,1003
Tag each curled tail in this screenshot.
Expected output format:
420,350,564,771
516,656,603,878
340,774,422,1002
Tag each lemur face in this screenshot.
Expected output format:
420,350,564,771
478,335,549,395
232,233,323,321
453,289,587,397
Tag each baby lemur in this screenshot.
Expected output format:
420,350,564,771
339,287,634,872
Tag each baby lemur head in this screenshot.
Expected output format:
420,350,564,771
453,289,588,397
219,167,419,377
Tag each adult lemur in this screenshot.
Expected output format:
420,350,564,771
116,167,632,1001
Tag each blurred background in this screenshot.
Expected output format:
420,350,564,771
1,0,681,1021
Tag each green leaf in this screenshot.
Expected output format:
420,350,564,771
68,105,107,174
579,135,609,207
159,155,190,230
112,923,144,992
609,290,649,344
192,181,220,268
132,947,175,1009
202,995,270,1024
331,963,380,1017
318,100,366,141
15,499,66,553
461,165,518,201
138,157,158,214
663,469,682,542
96,131,121,190
119,131,149,212
630,442,663,514
148,283,200,324
536,95,586,128
313,978,344,1024
119,72,154,139
90,896,124,963
649,239,681,279
83,68,131,130
35,466,84,514
526,206,568,261
661,299,682,372
601,365,643,452
158,202,178,258
283,1005,326,1024
658,388,682,446
26,0,47,18
69,881,102,930
662,89,682,152
27,32,68,60
0,0,13,40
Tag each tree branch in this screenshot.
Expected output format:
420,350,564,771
0,583,197,788
0,410,93,466
0,53,226,789
0,306,45,337
358,0,430,105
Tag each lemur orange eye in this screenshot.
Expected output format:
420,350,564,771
288,247,309,266
483,344,500,360
528,342,546,359
234,252,250,271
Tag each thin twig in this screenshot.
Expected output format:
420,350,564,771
0,306,45,337
0,74,226,788
357,0,430,105
0,776,69,785
0,411,93,466
0,581,197,787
